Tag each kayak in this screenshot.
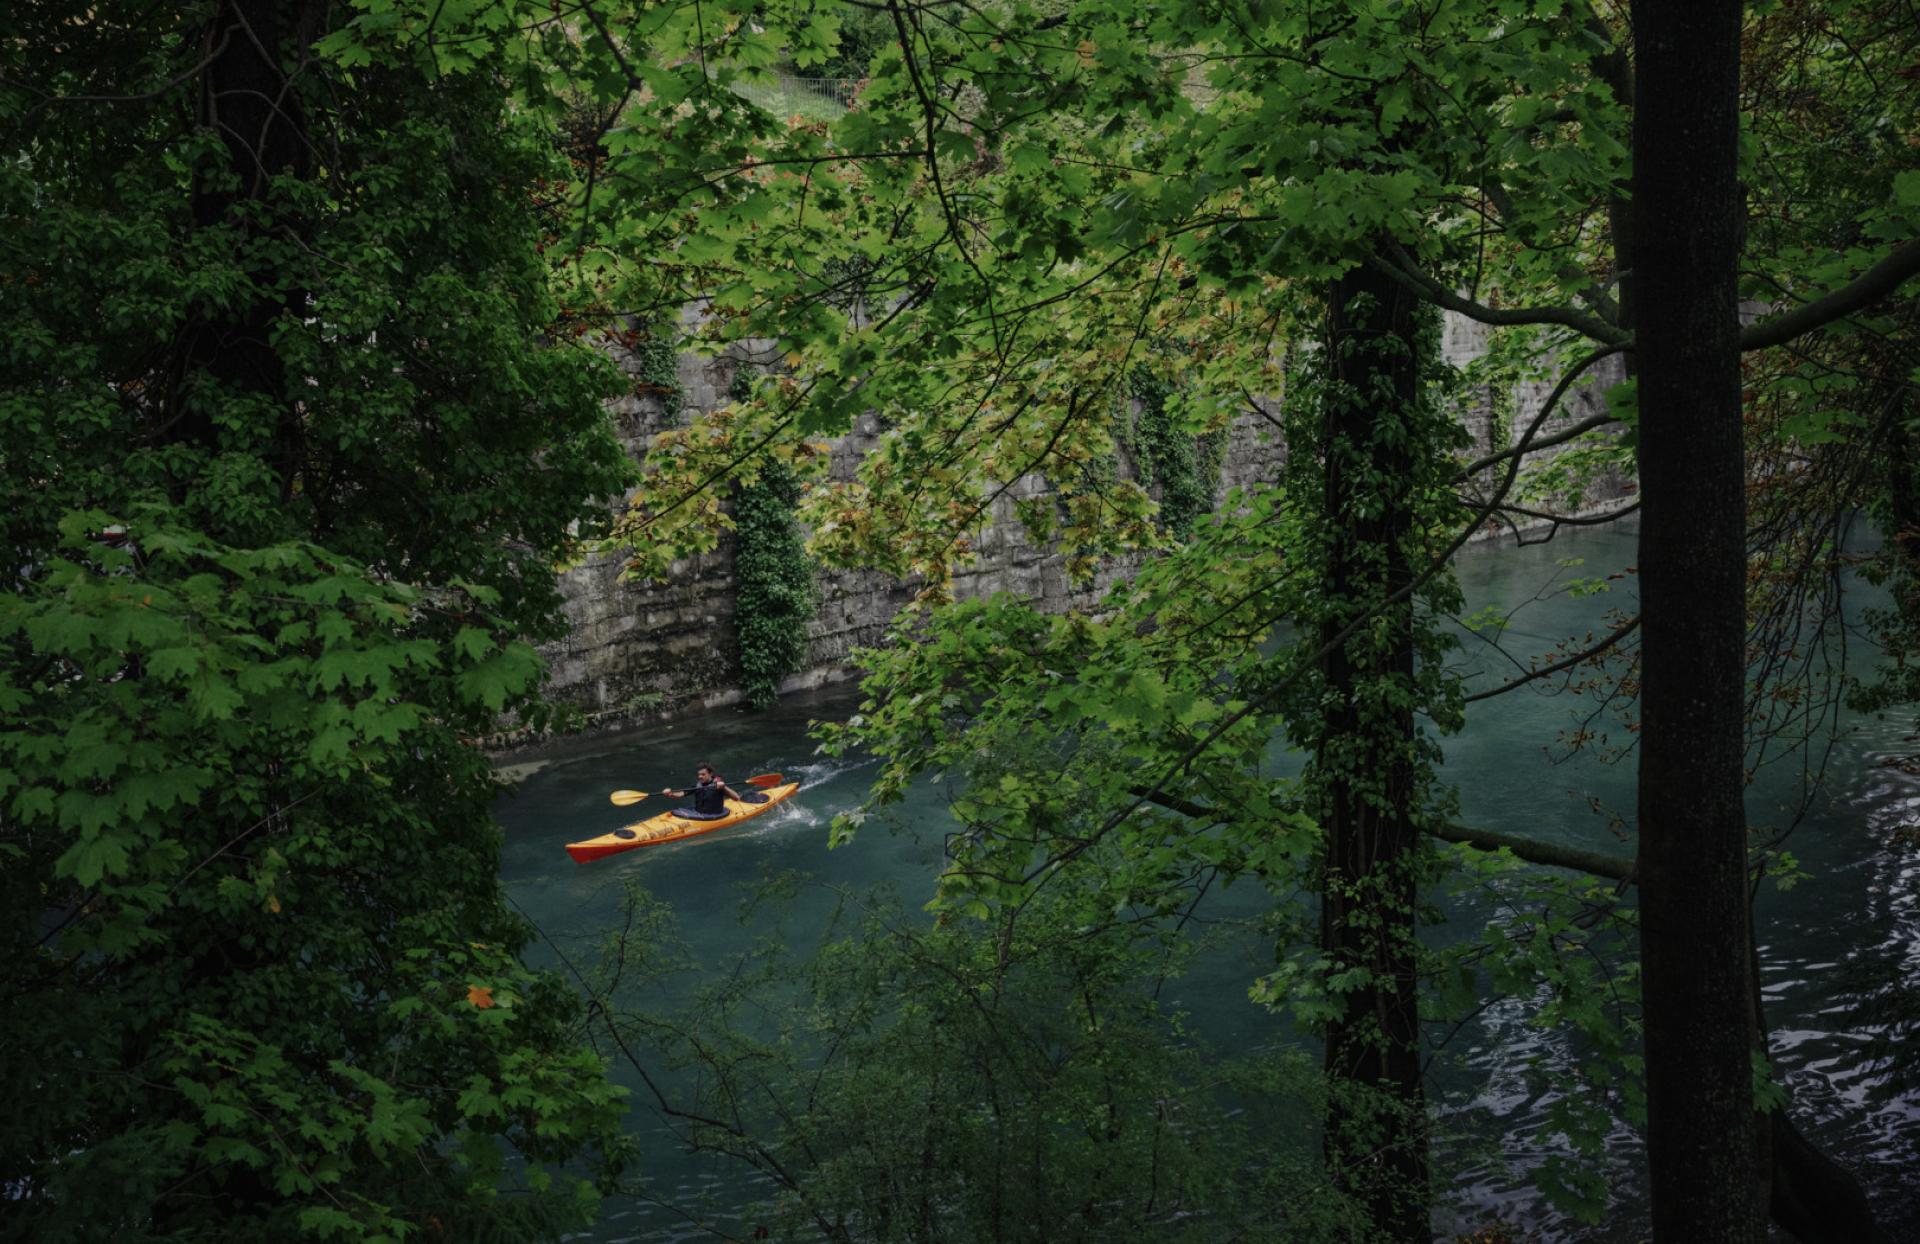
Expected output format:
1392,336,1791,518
565,781,802,863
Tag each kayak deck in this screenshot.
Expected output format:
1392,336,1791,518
565,782,801,863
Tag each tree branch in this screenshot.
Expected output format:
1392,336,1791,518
1369,245,1631,346
1739,237,1920,353
1480,497,1642,530
1428,822,1635,882
1455,345,1626,482
1131,787,1635,882
1457,409,1623,480
1462,614,1640,703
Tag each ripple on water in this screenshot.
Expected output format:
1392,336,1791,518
1432,988,1648,1243
739,756,879,838
1757,712,1920,1232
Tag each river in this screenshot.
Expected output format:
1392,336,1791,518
496,520,1920,1241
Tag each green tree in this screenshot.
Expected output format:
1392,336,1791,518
1,3,632,1238
519,4,1652,1238
1293,270,1460,1235
580,850,1376,1243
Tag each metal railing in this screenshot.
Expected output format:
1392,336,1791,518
728,75,863,114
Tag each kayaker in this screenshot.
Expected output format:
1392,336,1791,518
661,764,743,820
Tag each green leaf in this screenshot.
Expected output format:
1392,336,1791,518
1894,168,1920,208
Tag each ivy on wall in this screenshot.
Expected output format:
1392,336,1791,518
1197,425,1227,499
1127,367,1219,541
734,459,817,708
625,329,684,414
731,365,818,708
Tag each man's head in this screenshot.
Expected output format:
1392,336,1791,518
696,764,715,782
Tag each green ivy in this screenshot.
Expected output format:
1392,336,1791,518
1196,424,1228,502
733,459,817,709
1128,367,1214,541
631,333,684,415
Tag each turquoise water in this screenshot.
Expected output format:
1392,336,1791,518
497,521,1920,1240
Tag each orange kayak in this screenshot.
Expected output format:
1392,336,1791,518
565,781,802,863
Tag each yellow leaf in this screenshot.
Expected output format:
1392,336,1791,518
467,985,495,1009
267,895,281,914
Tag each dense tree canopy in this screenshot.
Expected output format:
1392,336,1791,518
5,1,1919,1241
2,3,632,1238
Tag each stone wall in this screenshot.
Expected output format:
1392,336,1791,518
1441,314,1635,529
532,313,1628,734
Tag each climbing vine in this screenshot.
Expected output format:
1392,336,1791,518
1196,425,1227,506
626,329,684,415
733,448,818,709
1128,367,1216,541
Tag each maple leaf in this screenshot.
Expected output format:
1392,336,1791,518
466,985,495,1009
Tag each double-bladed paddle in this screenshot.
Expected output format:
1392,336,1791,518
609,772,784,807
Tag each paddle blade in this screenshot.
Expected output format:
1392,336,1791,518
745,772,783,788
609,789,650,806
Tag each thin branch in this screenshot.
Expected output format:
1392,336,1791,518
1133,786,1635,882
888,0,1003,354
1455,344,1627,482
1462,614,1641,703
1481,498,1641,528
10,26,235,111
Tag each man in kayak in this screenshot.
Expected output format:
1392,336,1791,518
661,764,745,820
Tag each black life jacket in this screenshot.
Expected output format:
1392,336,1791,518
689,780,728,815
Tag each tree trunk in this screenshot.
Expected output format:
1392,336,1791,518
1631,3,1765,1239
1316,258,1428,1240
1769,1110,1893,1244
176,0,316,502
1883,392,1920,586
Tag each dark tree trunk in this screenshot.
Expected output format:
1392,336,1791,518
175,0,316,500
151,8,321,1217
1631,3,1765,1239
1884,401,1920,584
1768,1110,1894,1244
1316,258,1428,1240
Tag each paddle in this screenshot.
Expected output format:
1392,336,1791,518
610,775,779,806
